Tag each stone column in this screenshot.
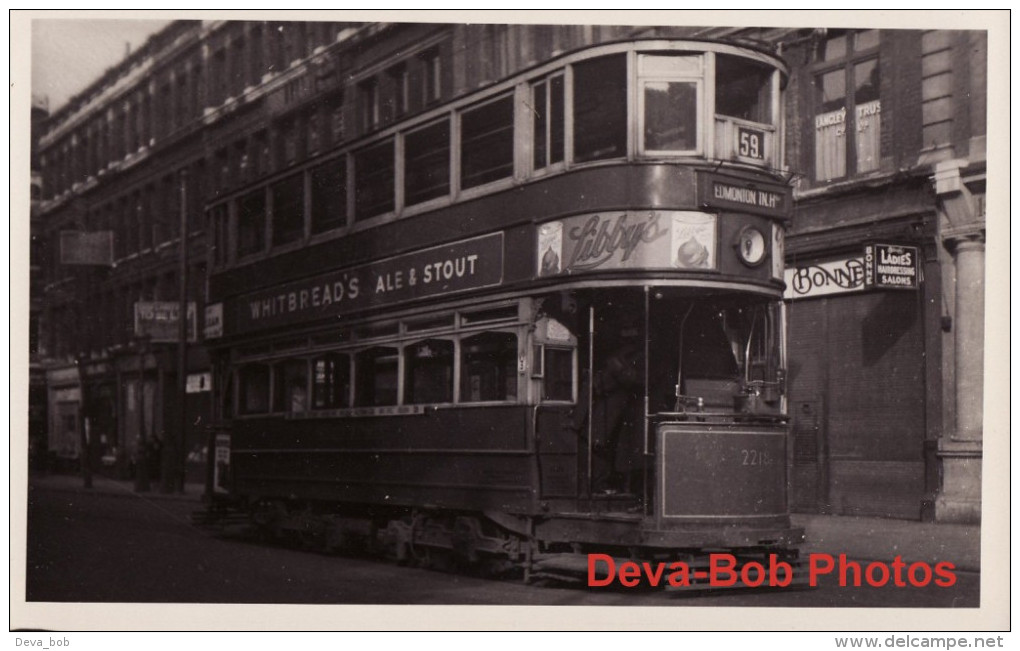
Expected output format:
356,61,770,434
952,236,985,440
933,159,985,524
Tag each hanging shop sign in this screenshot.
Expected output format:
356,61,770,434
232,232,504,334
864,243,919,290
59,231,114,266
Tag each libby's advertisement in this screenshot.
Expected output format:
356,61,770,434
536,210,717,277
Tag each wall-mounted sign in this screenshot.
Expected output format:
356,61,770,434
186,372,212,393
232,233,504,334
134,302,197,343
699,172,790,218
537,211,717,277
783,257,865,300
864,243,919,290
204,303,223,339
59,231,114,266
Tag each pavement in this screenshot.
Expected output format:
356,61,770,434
25,472,980,572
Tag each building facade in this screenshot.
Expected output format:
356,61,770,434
779,28,985,522
35,20,985,520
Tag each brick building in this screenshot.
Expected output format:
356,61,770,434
33,19,986,519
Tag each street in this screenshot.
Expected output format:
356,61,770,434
24,483,979,608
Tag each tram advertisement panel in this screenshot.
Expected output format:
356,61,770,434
229,233,503,334
537,210,718,277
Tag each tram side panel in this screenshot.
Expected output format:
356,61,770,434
228,405,538,513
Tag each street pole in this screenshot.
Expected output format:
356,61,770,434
135,335,150,492
77,267,93,489
175,169,189,493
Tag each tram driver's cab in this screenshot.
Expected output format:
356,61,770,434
534,286,787,508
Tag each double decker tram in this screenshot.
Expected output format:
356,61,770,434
202,38,801,583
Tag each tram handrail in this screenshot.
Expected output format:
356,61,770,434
648,411,788,424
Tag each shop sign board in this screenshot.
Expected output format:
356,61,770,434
864,243,919,290
134,302,197,343
784,257,866,300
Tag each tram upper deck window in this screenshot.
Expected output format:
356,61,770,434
573,54,627,163
271,173,305,247
638,54,701,154
461,332,518,403
460,94,514,190
715,54,773,125
355,346,399,407
404,338,454,404
237,189,266,257
404,119,451,206
273,359,308,413
354,139,395,221
310,157,346,235
532,74,565,170
312,353,351,409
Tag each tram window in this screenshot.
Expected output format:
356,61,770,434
354,139,395,221
460,305,518,325
460,94,514,189
461,332,518,403
312,353,351,409
404,119,451,206
573,54,627,163
271,173,305,246
404,339,454,404
355,346,399,407
715,54,773,124
273,359,308,413
542,347,574,402
639,55,701,153
238,364,270,415
532,74,565,170
310,158,346,234
237,189,266,257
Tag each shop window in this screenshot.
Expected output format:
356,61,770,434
271,173,305,246
312,353,351,409
460,94,514,190
813,30,881,181
461,332,518,403
273,359,308,413
542,346,574,402
639,54,701,154
532,73,565,170
355,346,399,407
239,364,270,414
404,339,454,404
404,119,450,206
715,54,773,124
573,54,627,162
310,157,346,234
237,189,266,257
353,139,395,221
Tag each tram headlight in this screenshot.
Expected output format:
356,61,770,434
735,227,767,266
